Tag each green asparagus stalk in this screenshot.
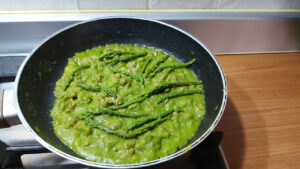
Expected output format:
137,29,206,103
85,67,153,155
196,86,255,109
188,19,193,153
110,81,201,110
75,115,127,137
77,111,173,138
157,89,203,103
140,58,152,75
144,81,202,97
139,58,152,86
109,95,147,110
127,108,181,130
122,114,172,138
99,50,126,60
77,83,116,97
144,55,168,77
76,107,147,119
149,59,196,77
104,52,147,64
108,65,140,81
61,65,89,90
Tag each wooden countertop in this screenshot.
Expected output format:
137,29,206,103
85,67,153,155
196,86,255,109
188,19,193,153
215,52,300,169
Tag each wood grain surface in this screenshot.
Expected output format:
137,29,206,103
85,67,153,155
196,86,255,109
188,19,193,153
215,52,300,169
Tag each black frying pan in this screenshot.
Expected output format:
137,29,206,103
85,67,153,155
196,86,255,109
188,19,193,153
15,17,227,168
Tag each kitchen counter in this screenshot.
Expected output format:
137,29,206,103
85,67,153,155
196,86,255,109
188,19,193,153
216,52,300,169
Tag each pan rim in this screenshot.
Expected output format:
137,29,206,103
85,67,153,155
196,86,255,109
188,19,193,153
14,16,228,168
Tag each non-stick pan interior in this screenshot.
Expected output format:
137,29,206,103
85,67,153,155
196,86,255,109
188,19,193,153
17,18,226,162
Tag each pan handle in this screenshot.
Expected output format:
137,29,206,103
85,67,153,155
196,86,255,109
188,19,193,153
0,89,21,128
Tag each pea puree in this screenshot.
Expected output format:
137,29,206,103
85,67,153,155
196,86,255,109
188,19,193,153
51,44,206,164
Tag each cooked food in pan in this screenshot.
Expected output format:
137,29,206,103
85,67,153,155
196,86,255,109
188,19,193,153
51,44,206,164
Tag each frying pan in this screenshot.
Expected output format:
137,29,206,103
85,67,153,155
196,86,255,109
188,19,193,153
11,17,227,168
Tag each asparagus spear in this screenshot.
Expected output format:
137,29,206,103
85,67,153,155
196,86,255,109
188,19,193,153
122,114,172,138
108,65,140,81
104,52,148,64
144,81,202,97
110,81,201,110
140,58,152,75
75,114,127,137
144,55,168,78
139,58,152,86
157,89,203,103
77,83,117,97
109,95,147,110
77,111,173,138
99,50,127,60
149,59,196,77
76,107,147,119
61,65,89,91
127,108,181,130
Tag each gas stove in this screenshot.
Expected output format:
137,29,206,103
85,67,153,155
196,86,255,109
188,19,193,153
0,54,229,169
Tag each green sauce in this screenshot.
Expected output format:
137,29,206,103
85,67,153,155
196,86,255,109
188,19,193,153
51,44,206,164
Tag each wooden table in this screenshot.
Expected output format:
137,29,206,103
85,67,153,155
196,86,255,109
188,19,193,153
215,52,300,169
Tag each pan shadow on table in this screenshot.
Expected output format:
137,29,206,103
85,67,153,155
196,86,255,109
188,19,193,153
216,97,246,169
215,78,269,169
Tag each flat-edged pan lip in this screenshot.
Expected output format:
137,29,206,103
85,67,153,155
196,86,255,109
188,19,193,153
14,16,228,168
